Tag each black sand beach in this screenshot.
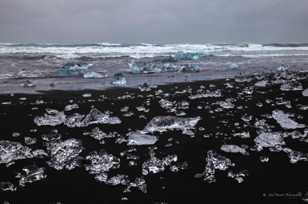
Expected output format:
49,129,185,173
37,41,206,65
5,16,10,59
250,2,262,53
0,70,308,203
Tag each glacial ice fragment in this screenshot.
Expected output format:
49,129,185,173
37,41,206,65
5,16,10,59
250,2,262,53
144,116,200,135
272,110,305,129
280,81,303,91
0,181,16,192
0,140,33,164
254,132,285,151
303,89,308,97
220,144,249,155
56,63,92,77
80,108,122,126
112,73,127,86
142,154,178,175
198,150,234,183
34,110,66,126
283,148,308,164
46,138,83,170
85,151,120,175
124,178,147,193
16,165,47,187
227,170,248,183
254,80,268,88
127,131,158,146
64,104,79,112
83,71,106,79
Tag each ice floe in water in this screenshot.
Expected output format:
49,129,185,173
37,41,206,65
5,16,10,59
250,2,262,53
45,138,83,170
0,140,33,165
56,63,93,77
127,131,158,146
144,116,200,135
220,144,249,155
112,73,127,86
272,110,305,129
196,150,234,183
16,165,47,187
254,132,285,151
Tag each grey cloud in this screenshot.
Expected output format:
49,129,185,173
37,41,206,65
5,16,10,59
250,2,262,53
0,0,307,43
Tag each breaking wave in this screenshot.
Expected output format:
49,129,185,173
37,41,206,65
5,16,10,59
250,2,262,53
1,43,308,59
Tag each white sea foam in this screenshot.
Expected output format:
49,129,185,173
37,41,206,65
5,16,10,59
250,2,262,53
0,43,308,59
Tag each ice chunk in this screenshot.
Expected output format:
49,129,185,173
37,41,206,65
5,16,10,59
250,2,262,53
303,89,308,97
46,138,83,170
144,116,200,135
16,165,47,187
85,151,120,177
142,154,178,175
80,108,122,126
127,131,158,146
197,150,234,183
56,63,92,77
34,110,66,126
128,61,142,74
228,63,239,69
280,81,303,91
189,90,222,99
220,144,249,155
85,127,107,141
272,110,305,129
159,99,176,112
41,130,62,142
254,132,285,151
0,140,33,164
64,104,79,112
64,113,85,128
83,71,106,79
105,174,129,186
65,108,121,128
112,73,127,86
0,181,16,192
227,170,248,183
217,99,234,109
24,137,37,145
283,148,308,164
254,80,268,88
124,178,147,193
129,61,200,74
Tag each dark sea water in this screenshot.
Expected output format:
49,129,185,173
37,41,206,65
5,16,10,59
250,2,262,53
0,43,308,203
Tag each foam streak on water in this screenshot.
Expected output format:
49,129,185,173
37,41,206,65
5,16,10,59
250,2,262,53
1,43,308,59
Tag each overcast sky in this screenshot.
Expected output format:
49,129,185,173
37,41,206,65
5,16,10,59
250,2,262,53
0,0,307,44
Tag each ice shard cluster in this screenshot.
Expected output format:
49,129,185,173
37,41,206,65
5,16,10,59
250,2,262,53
0,70,308,200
